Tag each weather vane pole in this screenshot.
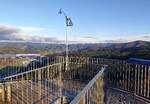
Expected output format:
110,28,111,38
58,8,73,103
59,8,73,71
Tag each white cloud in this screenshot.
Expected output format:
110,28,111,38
19,26,45,32
104,39,128,43
0,24,20,40
0,24,60,43
83,35,96,39
141,35,150,41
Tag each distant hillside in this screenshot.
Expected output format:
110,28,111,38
108,40,150,49
0,40,149,59
0,42,65,55
70,41,150,60
75,40,150,49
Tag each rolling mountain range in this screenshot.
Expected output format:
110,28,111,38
0,40,149,59
0,40,149,53
71,40,150,60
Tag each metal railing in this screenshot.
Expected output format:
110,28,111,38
70,65,107,104
107,60,150,101
0,63,62,104
0,56,150,104
67,56,150,102
0,56,60,78
67,56,150,103
0,56,106,104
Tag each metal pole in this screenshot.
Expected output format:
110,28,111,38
59,63,63,104
59,9,72,71
58,9,67,104
59,9,73,104
65,25,68,71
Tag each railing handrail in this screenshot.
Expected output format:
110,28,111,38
1,60,96,81
70,65,108,104
3,62,62,80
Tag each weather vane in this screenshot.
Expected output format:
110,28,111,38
58,8,73,27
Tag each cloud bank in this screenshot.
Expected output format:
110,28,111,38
0,24,20,40
0,24,60,43
0,24,150,44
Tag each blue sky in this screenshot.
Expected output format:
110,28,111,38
0,0,150,43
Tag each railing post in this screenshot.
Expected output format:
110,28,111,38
38,70,42,102
59,63,63,104
134,64,137,95
96,77,102,104
148,66,150,98
0,83,5,103
6,83,11,103
0,81,12,104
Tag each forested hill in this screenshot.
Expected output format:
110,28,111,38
0,40,149,59
69,41,150,60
